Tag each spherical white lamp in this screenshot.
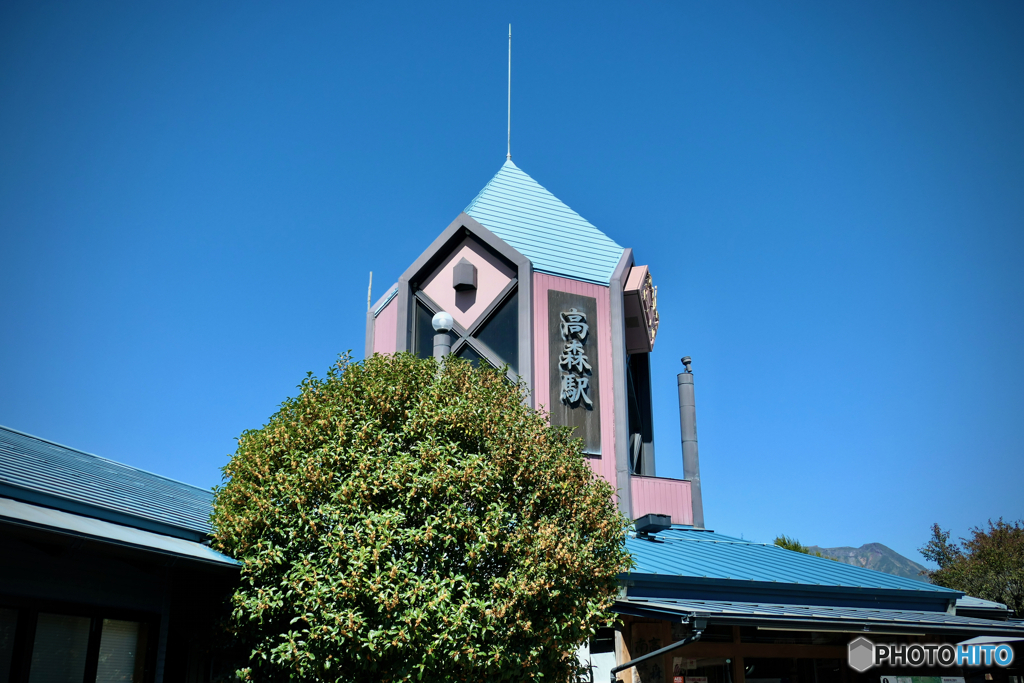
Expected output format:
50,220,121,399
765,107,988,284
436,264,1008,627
431,311,454,333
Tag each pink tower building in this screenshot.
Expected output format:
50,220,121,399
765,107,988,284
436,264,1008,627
366,160,695,526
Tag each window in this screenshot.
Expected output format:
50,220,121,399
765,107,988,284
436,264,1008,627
473,290,518,373
414,301,435,360
0,609,18,683
626,353,655,475
0,606,151,683
412,284,519,378
28,613,91,683
95,619,146,683
454,344,490,369
589,627,615,654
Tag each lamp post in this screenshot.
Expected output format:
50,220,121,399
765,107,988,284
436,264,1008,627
432,311,454,367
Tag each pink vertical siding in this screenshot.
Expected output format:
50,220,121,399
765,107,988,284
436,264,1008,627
630,476,693,525
533,273,618,494
372,298,398,355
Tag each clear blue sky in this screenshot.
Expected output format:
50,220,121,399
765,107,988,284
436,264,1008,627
2,1,1022,565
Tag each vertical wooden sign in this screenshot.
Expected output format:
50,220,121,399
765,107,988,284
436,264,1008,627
547,290,601,455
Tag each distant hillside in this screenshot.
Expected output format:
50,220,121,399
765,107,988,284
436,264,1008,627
806,543,931,583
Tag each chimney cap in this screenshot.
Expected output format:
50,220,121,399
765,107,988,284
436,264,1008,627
681,356,692,373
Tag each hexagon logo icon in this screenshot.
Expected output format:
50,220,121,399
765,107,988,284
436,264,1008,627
848,637,875,672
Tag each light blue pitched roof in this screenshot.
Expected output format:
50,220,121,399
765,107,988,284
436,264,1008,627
464,160,625,285
0,425,214,542
626,527,953,594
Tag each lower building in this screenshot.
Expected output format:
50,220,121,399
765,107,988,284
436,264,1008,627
0,426,238,682
583,525,1024,683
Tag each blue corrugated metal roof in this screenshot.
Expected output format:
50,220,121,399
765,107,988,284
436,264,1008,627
0,425,213,541
465,160,625,285
627,527,953,594
617,597,1024,635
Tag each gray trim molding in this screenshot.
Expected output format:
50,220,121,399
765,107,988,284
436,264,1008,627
396,274,412,353
610,248,635,519
518,259,534,408
364,310,375,359
415,289,471,338
373,284,399,315
392,212,534,404
0,482,205,543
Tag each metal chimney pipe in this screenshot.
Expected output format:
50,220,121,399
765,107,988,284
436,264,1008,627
678,356,705,529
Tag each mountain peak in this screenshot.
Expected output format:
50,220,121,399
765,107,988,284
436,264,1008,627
806,543,931,583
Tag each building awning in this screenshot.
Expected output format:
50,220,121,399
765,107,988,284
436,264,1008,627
959,636,1024,645
616,597,1024,636
0,496,238,567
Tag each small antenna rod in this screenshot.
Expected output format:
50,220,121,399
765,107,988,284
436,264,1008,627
507,24,512,160
367,271,373,312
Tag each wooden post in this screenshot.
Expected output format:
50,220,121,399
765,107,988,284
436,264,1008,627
616,618,633,683
731,627,745,683
660,620,673,683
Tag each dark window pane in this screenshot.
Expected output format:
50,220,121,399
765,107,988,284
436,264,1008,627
590,627,615,654
474,290,517,373
414,301,434,359
28,613,90,683
455,344,491,369
626,353,655,475
0,608,17,683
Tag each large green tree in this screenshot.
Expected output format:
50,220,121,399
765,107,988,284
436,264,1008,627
212,353,631,682
920,519,1024,617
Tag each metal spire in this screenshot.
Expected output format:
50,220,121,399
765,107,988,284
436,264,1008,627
507,24,512,160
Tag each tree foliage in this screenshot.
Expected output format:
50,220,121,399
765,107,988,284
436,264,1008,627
920,519,1024,617
212,353,631,682
773,535,833,559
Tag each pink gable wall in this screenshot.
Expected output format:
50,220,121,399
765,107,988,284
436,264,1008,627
533,273,619,495
420,237,515,331
372,298,398,355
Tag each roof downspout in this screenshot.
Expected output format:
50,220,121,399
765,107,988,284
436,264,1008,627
678,356,705,529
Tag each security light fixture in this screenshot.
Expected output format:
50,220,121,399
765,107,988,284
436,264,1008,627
432,311,454,333
452,258,478,291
